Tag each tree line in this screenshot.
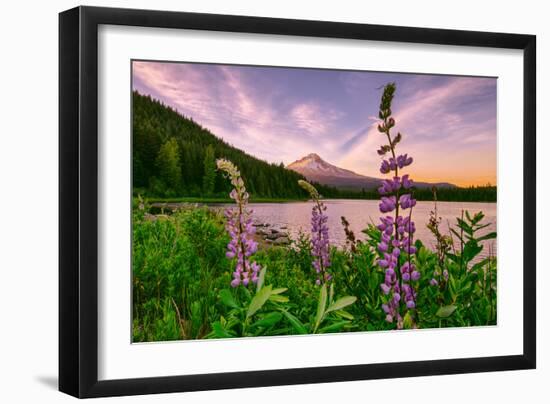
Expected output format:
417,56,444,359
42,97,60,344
132,91,496,202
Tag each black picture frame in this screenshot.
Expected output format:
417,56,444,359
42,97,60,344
59,5,536,398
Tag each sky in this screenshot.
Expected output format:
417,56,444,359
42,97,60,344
132,60,497,187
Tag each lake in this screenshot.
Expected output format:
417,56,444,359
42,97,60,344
216,199,497,257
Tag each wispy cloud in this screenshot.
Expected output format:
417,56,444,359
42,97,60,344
133,61,496,186
338,76,496,185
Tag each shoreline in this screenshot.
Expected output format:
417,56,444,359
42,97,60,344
144,196,498,204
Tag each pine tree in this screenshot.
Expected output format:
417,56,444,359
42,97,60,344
156,137,181,195
202,144,216,195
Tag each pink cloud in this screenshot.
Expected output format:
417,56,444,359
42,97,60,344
339,77,496,185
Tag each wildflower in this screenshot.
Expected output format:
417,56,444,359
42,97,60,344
217,159,262,287
378,177,401,195
379,196,397,213
396,154,413,168
426,187,452,287
299,180,332,285
380,160,391,174
341,216,358,254
401,174,413,189
399,194,417,210
375,83,420,329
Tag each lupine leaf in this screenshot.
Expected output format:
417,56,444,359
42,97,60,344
314,284,328,332
281,310,308,334
211,321,235,338
436,305,457,318
271,287,288,295
268,294,289,303
219,289,239,309
325,296,357,314
403,312,414,329
334,309,354,320
319,321,350,333
251,312,282,328
247,285,272,318
256,266,267,292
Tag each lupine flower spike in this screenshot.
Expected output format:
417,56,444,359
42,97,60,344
375,83,419,328
217,159,262,288
298,180,332,286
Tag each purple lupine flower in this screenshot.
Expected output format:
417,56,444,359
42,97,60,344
380,160,391,174
299,180,332,285
375,83,420,329
379,196,397,213
402,174,413,189
217,159,262,288
399,194,417,210
396,154,413,168
378,177,402,195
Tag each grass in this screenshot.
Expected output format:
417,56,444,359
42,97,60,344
145,196,309,204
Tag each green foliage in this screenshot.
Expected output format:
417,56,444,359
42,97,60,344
132,207,230,341
155,137,182,196
202,144,216,195
133,204,496,341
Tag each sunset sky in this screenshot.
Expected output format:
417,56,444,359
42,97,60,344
132,61,497,187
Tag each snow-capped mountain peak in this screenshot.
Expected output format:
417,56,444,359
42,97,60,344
287,153,366,179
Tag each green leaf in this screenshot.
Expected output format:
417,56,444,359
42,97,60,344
325,296,357,314
271,287,288,295
403,312,414,329
219,289,239,309
472,222,491,232
470,258,491,273
476,232,497,242
256,266,267,292
463,240,483,263
450,229,464,243
436,305,457,318
314,284,328,332
456,219,474,236
251,312,283,328
281,310,308,334
472,211,485,225
242,286,252,300
319,320,350,333
247,285,272,318
334,309,354,320
211,321,234,338
446,252,460,264
268,294,289,303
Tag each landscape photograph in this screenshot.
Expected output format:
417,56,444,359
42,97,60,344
131,60,497,342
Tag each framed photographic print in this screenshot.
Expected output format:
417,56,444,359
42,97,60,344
59,6,536,398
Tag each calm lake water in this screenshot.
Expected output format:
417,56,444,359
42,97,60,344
217,199,497,257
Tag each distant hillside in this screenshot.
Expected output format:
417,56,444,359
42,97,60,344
287,153,455,191
132,91,336,199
